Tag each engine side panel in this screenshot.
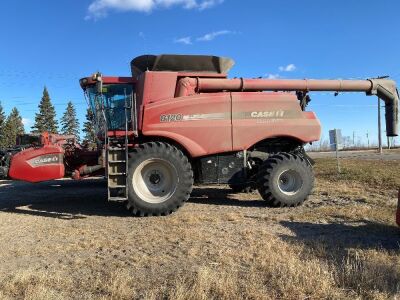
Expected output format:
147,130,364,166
9,145,65,183
231,92,321,150
141,91,321,158
194,152,244,184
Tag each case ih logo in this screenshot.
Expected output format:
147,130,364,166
160,114,183,122
28,154,62,168
250,110,285,118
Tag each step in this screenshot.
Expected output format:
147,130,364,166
109,160,126,163
109,172,127,176
109,185,127,189
109,196,128,201
109,141,127,144
108,147,126,151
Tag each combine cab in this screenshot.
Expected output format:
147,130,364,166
4,54,400,216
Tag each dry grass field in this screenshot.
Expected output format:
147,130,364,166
0,158,399,299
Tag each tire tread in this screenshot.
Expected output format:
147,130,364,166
257,152,314,207
126,142,193,216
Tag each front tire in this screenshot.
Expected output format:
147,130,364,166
127,142,193,216
257,153,314,207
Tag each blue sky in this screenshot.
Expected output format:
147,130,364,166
1,0,399,145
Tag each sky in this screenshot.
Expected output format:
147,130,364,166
0,0,400,145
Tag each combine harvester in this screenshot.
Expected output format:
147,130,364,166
0,54,399,217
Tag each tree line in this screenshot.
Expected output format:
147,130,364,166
0,87,96,148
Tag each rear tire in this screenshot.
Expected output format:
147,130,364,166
257,152,313,207
127,142,193,216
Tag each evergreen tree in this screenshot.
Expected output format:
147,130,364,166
4,107,24,147
0,102,6,148
82,107,97,144
32,87,58,133
60,101,80,141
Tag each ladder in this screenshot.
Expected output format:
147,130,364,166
105,94,131,202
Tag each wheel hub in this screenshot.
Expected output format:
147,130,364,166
149,172,161,185
277,169,303,196
132,158,178,204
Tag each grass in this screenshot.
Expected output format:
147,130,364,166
0,158,399,299
1,235,398,300
314,158,400,190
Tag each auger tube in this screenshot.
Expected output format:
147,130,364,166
176,77,399,136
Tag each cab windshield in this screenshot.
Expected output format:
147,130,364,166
86,84,133,131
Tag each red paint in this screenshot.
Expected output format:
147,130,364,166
177,72,227,78
140,88,320,157
136,72,183,132
9,145,65,183
142,93,232,157
139,72,178,105
196,78,373,93
231,92,321,150
128,71,323,158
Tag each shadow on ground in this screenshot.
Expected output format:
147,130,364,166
0,180,264,219
189,187,265,207
280,220,400,252
0,179,131,219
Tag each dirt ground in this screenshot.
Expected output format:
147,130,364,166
0,158,399,299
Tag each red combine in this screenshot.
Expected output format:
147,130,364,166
1,54,399,216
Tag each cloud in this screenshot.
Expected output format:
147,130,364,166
22,118,32,127
264,74,281,79
279,64,296,72
198,0,223,10
86,0,223,19
174,36,192,45
264,64,297,79
174,29,233,44
197,30,233,41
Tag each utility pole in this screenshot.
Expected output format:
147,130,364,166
378,97,383,154
334,129,341,174
366,131,370,149
353,131,355,146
